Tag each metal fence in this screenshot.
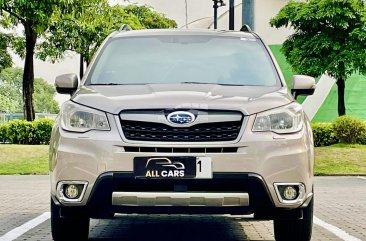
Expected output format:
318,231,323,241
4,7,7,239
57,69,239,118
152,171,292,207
0,113,57,123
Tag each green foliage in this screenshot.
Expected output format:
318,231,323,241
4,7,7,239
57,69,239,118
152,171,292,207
0,118,54,145
124,5,177,29
333,116,366,144
0,123,8,143
270,0,366,79
0,33,12,71
33,118,54,144
0,0,99,120
6,120,34,144
270,0,366,116
361,134,366,145
312,118,366,146
38,1,143,65
0,0,91,33
38,3,176,71
0,67,23,113
361,130,366,145
34,78,60,114
311,123,338,147
0,67,59,114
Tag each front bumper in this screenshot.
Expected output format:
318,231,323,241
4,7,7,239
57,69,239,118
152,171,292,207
52,172,312,220
50,114,314,211
53,172,276,216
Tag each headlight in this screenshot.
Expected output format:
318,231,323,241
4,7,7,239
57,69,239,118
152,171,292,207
252,102,304,134
61,101,110,132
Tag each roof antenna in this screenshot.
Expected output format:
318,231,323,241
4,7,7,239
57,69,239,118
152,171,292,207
240,24,252,32
119,24,132,32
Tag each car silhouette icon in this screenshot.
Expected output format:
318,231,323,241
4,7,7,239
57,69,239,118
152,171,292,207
145,157,185,170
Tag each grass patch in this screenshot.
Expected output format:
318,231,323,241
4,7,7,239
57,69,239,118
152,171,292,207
0,145,49,175
1,144,366,175
315,144,366,175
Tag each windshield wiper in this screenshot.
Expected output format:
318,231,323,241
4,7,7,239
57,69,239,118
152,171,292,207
180,82,216,84
217,83,256,86
90,83,151,85
180,82,248,86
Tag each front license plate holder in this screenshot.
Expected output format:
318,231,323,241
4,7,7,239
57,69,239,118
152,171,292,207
134,156,212,179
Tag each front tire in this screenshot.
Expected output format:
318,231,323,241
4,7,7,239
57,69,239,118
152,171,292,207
273,197,314,241
51,198,90,241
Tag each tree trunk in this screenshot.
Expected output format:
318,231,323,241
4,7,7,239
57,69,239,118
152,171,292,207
337,78,346,116
23,22,37,121
79,54,84,79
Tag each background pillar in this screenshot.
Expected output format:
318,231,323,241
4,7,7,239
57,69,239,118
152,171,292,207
242,0,254,30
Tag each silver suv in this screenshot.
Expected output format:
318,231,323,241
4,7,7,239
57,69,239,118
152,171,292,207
50,27,316,241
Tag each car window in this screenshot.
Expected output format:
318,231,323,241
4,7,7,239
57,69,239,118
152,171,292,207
87,35,279,86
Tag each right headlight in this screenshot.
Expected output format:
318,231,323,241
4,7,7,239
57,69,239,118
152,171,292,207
252,102,304,134
61,101,110,133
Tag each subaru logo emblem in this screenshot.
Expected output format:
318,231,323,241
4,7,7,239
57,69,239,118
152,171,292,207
167,111,195,125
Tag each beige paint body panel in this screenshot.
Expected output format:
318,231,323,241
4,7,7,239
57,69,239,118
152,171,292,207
50,113,314,209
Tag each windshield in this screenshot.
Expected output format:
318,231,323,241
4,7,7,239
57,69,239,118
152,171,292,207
86,35,280,86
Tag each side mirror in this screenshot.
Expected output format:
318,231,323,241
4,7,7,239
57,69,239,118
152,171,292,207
291,75,316,100
55,74,79,95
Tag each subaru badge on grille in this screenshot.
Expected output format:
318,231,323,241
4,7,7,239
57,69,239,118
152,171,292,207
167,111,195,125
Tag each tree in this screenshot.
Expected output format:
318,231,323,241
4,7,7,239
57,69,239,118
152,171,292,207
124,5,177,29
0,67,22,113
0,67,59,114
0,33,12,71
38,2,142,78
34,78,60,114
0,0,95,120
270,0,366,116
39,3,177,78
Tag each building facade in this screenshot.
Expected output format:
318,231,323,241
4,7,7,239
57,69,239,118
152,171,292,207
183,0,296,44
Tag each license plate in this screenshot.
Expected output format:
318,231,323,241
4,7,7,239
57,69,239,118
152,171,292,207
134,156,212,179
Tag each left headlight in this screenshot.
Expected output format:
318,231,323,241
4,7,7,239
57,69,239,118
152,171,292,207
252,102,304,134
61,101,110,133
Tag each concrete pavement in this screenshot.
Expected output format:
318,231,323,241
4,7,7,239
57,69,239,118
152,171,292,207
0,176,365,241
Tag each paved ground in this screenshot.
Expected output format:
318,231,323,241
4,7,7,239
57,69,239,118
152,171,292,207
0,176,365,241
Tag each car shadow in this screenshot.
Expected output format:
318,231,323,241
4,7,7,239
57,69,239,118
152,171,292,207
89,214,274,241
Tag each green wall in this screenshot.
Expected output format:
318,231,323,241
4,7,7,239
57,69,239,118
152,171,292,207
269,45,366,122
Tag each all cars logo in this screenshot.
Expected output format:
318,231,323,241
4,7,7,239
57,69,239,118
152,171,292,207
145,157,185,178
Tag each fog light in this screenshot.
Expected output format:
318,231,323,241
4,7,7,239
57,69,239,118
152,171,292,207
57,181,88,203
283,186,298,200
274,183,305,205
65,184,79,199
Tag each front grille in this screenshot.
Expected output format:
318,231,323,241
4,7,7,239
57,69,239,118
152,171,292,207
121,120,243,142
124,146,238,153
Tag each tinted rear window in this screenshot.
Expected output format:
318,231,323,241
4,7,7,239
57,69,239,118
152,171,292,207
87,35,280,86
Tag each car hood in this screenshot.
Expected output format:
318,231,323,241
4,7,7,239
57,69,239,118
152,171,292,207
72,84,294,115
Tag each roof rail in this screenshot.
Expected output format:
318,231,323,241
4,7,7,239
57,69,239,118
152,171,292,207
240,25,252,33
119,24,132,32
